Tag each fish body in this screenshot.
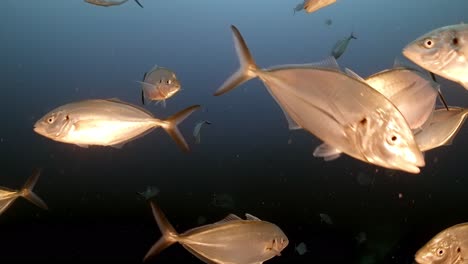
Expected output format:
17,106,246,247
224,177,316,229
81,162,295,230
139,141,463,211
85,0,143,8
34,99,200,152
303,0,337,13
214,25,424,174
331,32,357,59
143,200,288,263
0,169,48,216
415,222,468,264
364,67,439,130
403,23,468,90
414,107,468,152
140,66,181,107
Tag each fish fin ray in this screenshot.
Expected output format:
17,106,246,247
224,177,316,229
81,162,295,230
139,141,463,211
344,68,366,82
143,200,179,262
215,213,242,224
160,105,201,152
245,213,261,221
21,168,48,210
214,25,259,96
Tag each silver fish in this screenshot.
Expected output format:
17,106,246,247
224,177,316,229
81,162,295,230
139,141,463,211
414,107,468,152
304,0,337,13
331,32,357,60
363,67,439,130
33,98,200,152
415,222,468,264
403,23,468,90
85,0,143,8
0,168,48,216
139,65,181,107
143,200,289,263
193,120,212,144
214,25,424,174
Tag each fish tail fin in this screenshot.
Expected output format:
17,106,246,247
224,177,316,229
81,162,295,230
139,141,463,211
159,105,201,152
143,200,179,262
20,168,48,210
214,25,259,96
134,0,143,8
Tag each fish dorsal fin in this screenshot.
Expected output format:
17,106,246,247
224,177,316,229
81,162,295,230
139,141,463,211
344,68,366,82
245,213,261,221
305,56,341,71
215,214,242,224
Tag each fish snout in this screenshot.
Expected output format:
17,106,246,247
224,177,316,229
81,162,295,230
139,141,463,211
414,251,433,264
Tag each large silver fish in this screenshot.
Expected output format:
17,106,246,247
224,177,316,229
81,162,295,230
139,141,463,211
415,222,468,264
414,106,468,152
214,25,424,174
85,0,143,8
0,168,48,216
139,65,181,107
33,99,200,152
403,23,468,90
331,32,357,60
143,200,289,263
363,67,439,130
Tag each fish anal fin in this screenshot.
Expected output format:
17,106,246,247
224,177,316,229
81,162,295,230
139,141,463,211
110,143,125,149
313,143,342,161
215,213,242,224
76,144,89,148
245,213,261,221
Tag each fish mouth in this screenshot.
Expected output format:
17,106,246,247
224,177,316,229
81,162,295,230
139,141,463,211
414,252,431,264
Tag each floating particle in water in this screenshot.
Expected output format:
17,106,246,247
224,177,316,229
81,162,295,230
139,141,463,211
325,18,333,26
295,242,308,255
398,193,403,199
356,172,373,186
355,232,367,245
319,213,333,225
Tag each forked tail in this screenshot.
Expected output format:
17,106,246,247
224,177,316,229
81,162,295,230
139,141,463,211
143,200,179,262
159,105,201,152
213,25,260,96
20,168,48,211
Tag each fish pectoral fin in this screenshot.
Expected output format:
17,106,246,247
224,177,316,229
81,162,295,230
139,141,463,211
245,213,261,221
313,143,342,161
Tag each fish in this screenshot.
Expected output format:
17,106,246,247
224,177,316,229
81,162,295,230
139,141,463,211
319,213,333,225
415,222,468,264
331,32,357,60
293,2,305,15
304,0,337,13
84,0,143,8
193,120,212,144
0,168,48,216
295,242,308,255
214,25,424,174
363,67,439,130
403,23,468,90
137,186,160,200
143,199,289,263
33,98,200,152
139,66,181,107
414,106,468,152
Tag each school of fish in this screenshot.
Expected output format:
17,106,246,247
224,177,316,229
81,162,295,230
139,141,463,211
2,1,467,264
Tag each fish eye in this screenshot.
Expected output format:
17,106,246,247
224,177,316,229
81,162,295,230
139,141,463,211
386,135,399,145
452,37,459,45
47,116,55,124
167,80,172,85
436,248,444,256
423,38,434,48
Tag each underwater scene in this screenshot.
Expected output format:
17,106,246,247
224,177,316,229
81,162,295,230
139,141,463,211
1,0,468,263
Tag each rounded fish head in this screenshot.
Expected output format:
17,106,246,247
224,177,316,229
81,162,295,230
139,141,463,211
155,77,181,100
265,226,289,256
403,26,459,73
354,108,425,174
415,231,460,264
34,109,71,140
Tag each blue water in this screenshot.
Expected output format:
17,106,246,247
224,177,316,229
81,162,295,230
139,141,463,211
1,0,468,263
